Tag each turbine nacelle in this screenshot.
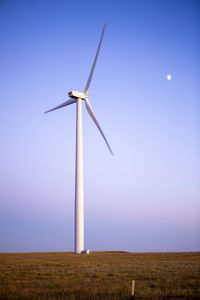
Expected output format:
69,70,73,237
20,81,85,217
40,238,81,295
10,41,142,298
68,91,86,100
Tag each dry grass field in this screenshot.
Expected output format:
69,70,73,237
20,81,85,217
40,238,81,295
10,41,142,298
0,251,199,299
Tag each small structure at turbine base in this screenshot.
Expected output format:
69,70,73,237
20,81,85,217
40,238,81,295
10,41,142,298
81,249,91,254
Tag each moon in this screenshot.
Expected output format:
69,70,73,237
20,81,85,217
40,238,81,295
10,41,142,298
167,74,172,80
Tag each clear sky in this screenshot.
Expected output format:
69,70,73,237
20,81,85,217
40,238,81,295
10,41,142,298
0,0,199,252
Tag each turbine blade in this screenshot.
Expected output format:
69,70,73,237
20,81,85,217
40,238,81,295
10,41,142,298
84,24,106,96
44,98,76,114
84,98,113,155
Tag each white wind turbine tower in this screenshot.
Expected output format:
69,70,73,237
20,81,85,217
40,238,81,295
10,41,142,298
45,25,113,254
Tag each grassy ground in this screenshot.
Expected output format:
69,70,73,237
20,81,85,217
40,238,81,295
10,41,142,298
0,251,199,299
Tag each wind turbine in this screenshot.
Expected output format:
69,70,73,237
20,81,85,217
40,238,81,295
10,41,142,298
45,25,113,254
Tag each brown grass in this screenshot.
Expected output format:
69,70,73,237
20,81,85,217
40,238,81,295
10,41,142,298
0,251,200,299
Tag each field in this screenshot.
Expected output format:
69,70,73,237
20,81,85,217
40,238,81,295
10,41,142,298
0,251,200,299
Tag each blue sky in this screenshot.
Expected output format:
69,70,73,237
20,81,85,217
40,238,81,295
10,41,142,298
0,0,199,252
